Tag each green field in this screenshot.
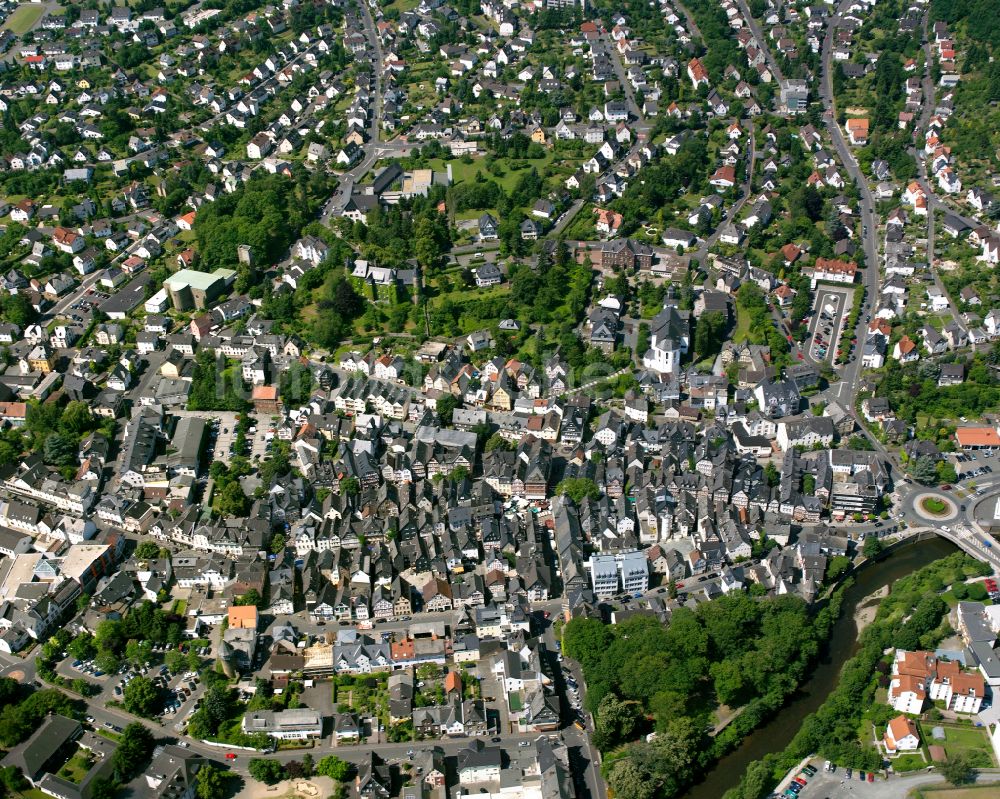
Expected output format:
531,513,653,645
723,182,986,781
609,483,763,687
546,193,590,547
891,753,926,772
912,786,1000,799
733,304,753,342
918,721,997,771
428,153,557,193
3,3,45,35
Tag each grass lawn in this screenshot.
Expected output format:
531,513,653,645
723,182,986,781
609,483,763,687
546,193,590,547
3,3,44,34
935,724,997,767
57,748,94,784
428,153,557,194
890,753,926,772
733,304,753,342
428,281,508,303
920,497,949,516
912,787,1000,799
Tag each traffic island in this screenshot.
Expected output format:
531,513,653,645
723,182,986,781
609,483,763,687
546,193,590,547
913,492,959,523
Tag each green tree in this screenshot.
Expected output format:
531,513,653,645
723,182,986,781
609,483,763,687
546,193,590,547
122,676,161,717
112,723,154,781
764,461,779,487
125,639,153,668
249,758,287,785
235,589,262,607
595,694,642,747
69,633,96,661
555,477,601,503
196,763,229,799
214,480,249,516
60,401,94,436
270,533,286,555
43,432,77,467
89,778,118,799
940,752,975,785
912,455,939,484
340,476,360,496
562,618,614,671
693,311,728,360
280,361,315,407
607,760,656,799
936,460,958,484
825,555,851,583
95,649,122,675
0,765,26,795
485,433,513,452
316,755,351,781
165,650,186,674
436,393,459,424
862,536,883,559
134,541,160,560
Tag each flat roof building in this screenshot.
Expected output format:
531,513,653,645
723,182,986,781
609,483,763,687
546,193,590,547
241,708,323,740
163,268,236,311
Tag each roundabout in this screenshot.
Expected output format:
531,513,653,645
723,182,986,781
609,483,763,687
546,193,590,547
911,491,959,523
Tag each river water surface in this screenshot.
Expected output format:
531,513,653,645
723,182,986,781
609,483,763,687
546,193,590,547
681,536,958,799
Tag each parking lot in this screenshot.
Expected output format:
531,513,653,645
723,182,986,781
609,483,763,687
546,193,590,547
790,766,948,799
62,639,210,726
954,450,997,482
173,410,240,464
780,760,943,799
809,287,853,365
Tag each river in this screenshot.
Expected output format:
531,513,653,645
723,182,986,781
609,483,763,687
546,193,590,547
681,536,959,799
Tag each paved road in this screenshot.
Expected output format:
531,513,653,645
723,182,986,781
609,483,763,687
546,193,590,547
674,0,703,42
602,33,646,129
907,9,984,234
819,0,880,404
734,0,785,85
321,0,385,220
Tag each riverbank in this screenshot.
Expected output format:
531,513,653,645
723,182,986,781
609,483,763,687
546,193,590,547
681,537,960,799
853,586,889,634
711,582,885,738
715,548,987,799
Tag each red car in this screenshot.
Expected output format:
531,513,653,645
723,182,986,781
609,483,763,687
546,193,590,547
794,777,807,786
867,773,874,783
225,753,237,760
985,579,998,592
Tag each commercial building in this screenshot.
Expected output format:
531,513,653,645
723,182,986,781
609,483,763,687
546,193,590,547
241,708,323,740
163,268,236,310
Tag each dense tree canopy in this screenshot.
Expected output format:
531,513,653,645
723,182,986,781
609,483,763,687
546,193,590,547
195,174,313,274
726,553,990,799
564,592,832,798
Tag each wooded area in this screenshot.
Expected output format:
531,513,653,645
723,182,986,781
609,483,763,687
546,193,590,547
563,591,838,799
724,552,991,799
